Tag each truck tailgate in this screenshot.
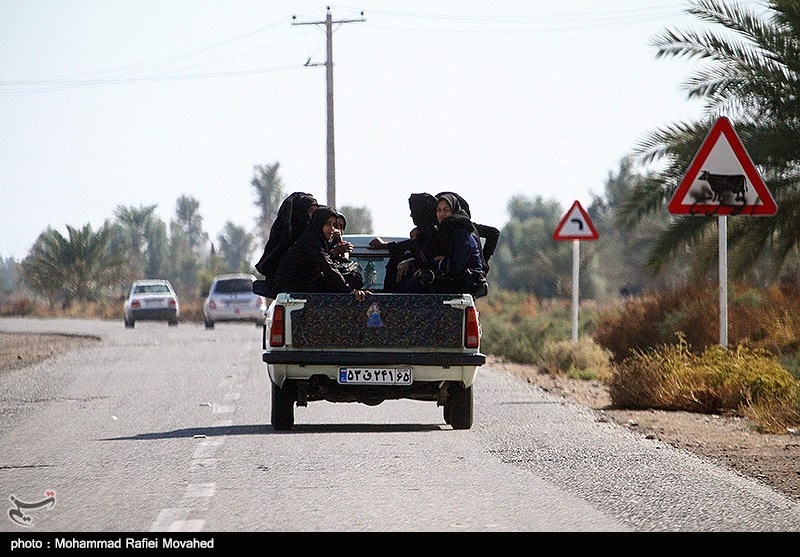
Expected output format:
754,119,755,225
287,293,469,350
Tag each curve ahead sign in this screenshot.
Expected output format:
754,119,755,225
668,117,777,216
553,200,598,241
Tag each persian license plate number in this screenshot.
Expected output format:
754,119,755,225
338,367,412,385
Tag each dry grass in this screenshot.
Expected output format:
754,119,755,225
0,295,208,323
610,337,800,433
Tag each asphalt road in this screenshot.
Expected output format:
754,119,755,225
0,317,798,533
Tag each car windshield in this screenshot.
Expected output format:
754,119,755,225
134,284,170,294
213,279,253,294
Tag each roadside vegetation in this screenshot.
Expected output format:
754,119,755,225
476,284,800,434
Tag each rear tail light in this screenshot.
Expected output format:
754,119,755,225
208,300,217,310
130,300,141,308
169,299,177,308
464,307,481,349
269,305,286,347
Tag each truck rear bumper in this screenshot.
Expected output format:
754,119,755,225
262,351,485,367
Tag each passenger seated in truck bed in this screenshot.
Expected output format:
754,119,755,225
328,210,363,291
274,205,368,300
254,191,318,298
369,193,441,292
400,193,488,297
435,190,499,272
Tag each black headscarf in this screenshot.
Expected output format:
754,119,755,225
274,205,352,294
307,205,338,247
436,193,479,246
291,193,319,241
254,191,318,278
435,191,471,218
408,193,438,228
435,190,499,266
336,211,347,233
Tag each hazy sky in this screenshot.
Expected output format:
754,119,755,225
0,1,767,260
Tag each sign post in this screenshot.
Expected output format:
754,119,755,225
668,116,777,348
553,200,599,343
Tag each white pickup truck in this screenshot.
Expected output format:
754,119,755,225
254,234,486,431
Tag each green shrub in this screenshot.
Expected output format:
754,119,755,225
539,337,613,382
479,313,552,364
610,335,800,433
478,291,597,365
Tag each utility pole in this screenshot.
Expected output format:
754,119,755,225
292,7,365,209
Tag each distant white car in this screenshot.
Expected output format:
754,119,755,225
203,273,266,329
123,279,179,328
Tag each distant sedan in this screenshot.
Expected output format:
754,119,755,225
203,273,266,329
123,279,179,328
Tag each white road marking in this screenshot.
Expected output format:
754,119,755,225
184,483,216,498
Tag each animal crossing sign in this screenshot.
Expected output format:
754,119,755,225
668,116,777,216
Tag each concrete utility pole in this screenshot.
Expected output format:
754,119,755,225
292,7,365,209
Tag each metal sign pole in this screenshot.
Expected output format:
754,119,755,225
719,215,728,348
572,239,579,343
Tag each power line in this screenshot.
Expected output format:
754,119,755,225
0,64,301,96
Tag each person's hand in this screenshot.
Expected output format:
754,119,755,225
330,241,353,258
352,289,371,301
396,258,414,281
369,237,388,249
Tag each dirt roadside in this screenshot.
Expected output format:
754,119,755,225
1,333,798,503
490,356,800,504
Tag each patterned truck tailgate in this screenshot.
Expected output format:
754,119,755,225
289,293,465,350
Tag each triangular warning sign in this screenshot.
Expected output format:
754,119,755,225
668,116,777,216
553,200,598,241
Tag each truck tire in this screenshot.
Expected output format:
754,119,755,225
444,382,473,430
271,380,295,432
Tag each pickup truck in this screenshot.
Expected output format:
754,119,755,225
254,234,486,431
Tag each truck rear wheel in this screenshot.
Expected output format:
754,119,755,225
271,380,295,431
444,382,473,430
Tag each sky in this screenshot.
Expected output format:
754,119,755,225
0,0,768,261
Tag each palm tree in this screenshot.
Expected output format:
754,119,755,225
251,162,287,246
20,224,128,307
113,204,157,277
216,222,255,273
173,194,209,255
621,0,800,282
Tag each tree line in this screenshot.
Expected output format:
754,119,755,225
0,155,713,309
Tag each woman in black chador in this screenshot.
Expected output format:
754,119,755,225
254,192,318,298
369,192,441,291
408,192,487,296
273,205,368,299
327,210,363,291
434,190,499,272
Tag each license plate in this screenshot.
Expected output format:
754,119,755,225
338,367,412,385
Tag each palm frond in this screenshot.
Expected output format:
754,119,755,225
645,216,716,275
